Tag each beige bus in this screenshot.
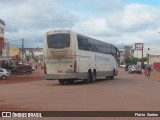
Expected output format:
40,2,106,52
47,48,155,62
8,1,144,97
43,30,120,84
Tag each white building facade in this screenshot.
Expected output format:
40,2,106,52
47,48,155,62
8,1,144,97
133,44,160,58
0,19,5,55
0,19,11,68
133,43,160,66
0,19,9,58
119,48,125,64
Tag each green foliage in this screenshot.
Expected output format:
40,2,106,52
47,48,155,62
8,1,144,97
125,57,131,64
125,56,139,64
142,57,147,62
26,56,30,62
125,56,148,67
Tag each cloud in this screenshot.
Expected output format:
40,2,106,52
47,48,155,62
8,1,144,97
1,0,79,47
0,0,160,48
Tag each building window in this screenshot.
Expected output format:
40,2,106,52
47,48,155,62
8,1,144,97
0,38,4,49
0,50,2,56
0,27,4,34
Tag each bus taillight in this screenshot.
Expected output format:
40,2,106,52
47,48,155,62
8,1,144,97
44,62,47,74
74,60,77,73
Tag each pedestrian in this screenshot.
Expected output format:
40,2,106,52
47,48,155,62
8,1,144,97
35,65,38,70
147,65,152,78
144,68,147,78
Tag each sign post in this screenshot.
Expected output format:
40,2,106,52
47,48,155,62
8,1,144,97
135,43,144,68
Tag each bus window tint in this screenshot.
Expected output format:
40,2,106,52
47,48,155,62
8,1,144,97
47,34,70,49
111,45,116,54
77,34,119,61
77,34,112,54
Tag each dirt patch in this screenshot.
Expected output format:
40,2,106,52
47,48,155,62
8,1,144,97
0,71,44,85
0,104,30,111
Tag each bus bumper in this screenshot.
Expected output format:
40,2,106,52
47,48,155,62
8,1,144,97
44,73,81,80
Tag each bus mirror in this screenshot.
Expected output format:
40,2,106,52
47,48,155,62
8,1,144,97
116,47,120,57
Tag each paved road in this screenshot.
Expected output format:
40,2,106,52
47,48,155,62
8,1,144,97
0,69,160,119
0,68,160,111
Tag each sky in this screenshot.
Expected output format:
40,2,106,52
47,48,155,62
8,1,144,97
0,0,160,48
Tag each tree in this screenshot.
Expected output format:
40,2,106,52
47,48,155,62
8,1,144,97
132,57,138,64
125,57,131,64
26,56,30,62
125,56,139,64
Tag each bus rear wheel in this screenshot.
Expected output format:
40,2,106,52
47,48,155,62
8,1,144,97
110,69,115,80
84,71,92,84
91,70,96,83
67,79,74,84
58,80,65,84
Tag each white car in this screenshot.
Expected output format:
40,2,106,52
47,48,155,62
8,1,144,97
0,68,9,79
128,65,142,74
120,64,126,68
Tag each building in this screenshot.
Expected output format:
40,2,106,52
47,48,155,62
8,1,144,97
0,19,11,68
148,50,160,69
0,19,5,56
132,43,160,69
0,19,9,58
124,46,132,59
18,48,43,64
119,48,125,64
133,44,160,58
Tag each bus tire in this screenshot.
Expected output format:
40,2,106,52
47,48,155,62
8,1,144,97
84,70,92,84
59,80,65,84
110,69,115,80
67,79,74,84
91,70,96,83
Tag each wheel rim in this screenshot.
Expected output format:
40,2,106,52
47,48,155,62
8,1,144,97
87,73,91,83
59,80,65,84
92,71,96,83
84,72,91,84
2,76,6,79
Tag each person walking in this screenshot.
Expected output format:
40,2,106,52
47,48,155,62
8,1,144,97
147,65,152,78
144,68,147,78
35,65,38,70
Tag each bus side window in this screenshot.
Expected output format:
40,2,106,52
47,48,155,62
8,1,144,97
83,38,89,51
111,46,116,54
77,35,84,50
92,39,99,52
87,38,94,51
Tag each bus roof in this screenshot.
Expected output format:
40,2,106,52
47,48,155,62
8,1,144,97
45,30,117,48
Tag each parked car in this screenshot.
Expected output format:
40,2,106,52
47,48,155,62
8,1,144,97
120,64,126,68
0,68,9,79
128,65,142,74
11,65,32,74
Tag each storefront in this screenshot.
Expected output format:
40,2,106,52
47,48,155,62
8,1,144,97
0,19,11,68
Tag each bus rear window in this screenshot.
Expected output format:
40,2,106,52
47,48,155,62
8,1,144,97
47,34,70,49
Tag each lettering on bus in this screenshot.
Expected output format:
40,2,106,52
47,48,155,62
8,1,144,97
95,55,110,62
47,61,73,64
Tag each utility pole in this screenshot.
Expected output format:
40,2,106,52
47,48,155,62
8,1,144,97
147,48,150,66
22,38,24,64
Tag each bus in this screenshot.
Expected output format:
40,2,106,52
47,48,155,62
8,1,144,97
43,30,120,84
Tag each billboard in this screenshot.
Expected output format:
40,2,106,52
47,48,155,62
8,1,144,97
135,43,143,50
9,48,20,57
